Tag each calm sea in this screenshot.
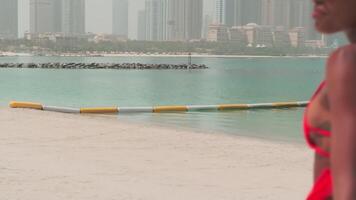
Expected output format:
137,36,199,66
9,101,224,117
0,56,325,142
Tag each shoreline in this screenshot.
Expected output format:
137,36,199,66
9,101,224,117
0,52,328,58
0,107,313,199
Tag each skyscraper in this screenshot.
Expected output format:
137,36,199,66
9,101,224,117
30,0,53,33
185,0,203,40
0,0,18,38
167,0,185,40
167,0,203,41
219,0,261,27
261,0,291,28
290,0,309,28
261,0,274,26
137,10,146,40
145,0,168,41
30,0,85,34
241,0,261,25
61,0,85,34
215,0,225,25
289,0,318,39
202,13,214,39
113,0,129,37
225,0,242,27
52,0,63,32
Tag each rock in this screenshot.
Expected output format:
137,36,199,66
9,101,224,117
0,63,208,70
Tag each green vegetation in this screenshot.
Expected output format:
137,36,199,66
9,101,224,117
0,39,332,56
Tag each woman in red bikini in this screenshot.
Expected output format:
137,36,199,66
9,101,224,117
305,0,356,199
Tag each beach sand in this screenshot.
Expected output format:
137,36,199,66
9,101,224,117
0,107,313,200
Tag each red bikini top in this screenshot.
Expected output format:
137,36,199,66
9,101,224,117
304,81,331,158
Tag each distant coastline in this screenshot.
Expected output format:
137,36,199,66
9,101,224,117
0,51,328,58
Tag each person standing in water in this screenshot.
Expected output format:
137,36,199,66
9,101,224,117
304,0,356,199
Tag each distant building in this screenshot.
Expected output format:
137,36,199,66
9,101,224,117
240,0,262,25
112,0,129,37
238,23,273,47
305,39,326,49
167,0,186,40
240,23,258,46
167,0,203,41
256,26,274,47
137,10,147,40
202,14,214,39
145,0,168,41
207,24,229,42
289,27,305,48
0,0,18,39
273,26,291,48
30,0,53,33
61,0,85,34
52,0,63,32
230,26,248,45
24,32,89,44
30,0,85,34
218,0,261,27
290,0,308,28
185,0,203,40
225,0,242,27
290,0,319,40
214,0,225,25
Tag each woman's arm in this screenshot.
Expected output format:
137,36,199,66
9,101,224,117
327,46,356,199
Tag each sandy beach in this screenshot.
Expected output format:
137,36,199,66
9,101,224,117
0,107,313,200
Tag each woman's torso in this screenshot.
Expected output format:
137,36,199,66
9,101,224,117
305,82,333,199
306,84,331,170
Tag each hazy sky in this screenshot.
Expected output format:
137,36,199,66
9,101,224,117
18,0,214,39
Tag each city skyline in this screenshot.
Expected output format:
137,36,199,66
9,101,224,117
16,0,214,39
3,0,320,41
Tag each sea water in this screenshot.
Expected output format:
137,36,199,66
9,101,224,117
0,56,325,142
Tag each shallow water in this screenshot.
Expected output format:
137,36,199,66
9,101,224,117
0,56,325,142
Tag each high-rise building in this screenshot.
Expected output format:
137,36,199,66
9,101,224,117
240,0,261,25
261,0,291,28
167,0,185,40
261,0,274,26
202,13,214,39
30,0,53,33
145,0,168,41
167,0,203,41
186,0,203,40
52,0,63,32
215,0,225,25
225,0,242,27
0,0,18,39
61,0,85,34
30,0,85,34
113,0,129,37
221,0,262,26
137,10,146,40
290,0,318,40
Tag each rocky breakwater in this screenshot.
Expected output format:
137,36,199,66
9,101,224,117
0,63,208,70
